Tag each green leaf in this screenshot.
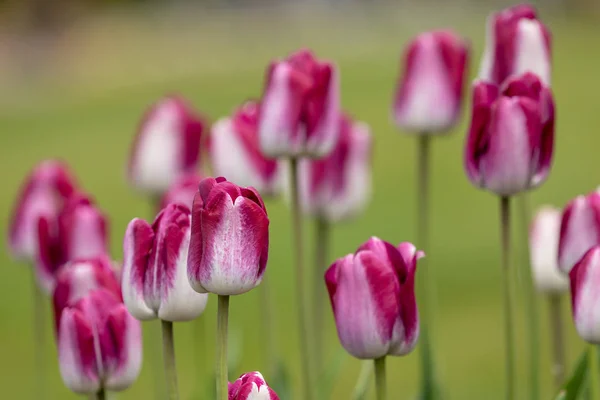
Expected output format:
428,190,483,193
352,360,373,400
555,349,589,400
270,361,293,400
317,347,349,399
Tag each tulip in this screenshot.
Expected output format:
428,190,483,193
299,113,372,222
228,372,279,400
464,72,554,196
392,30,469,133
558,190,600,274
57,288,142,395
529,206,568,293
128,95,206,195
479,4,551,85
160,173,203,210
211,100,282,196
325,237,421,359
187,177,269,296
257,49,340,158
122,203,208,322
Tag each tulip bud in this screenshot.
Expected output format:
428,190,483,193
53,256,122,332
8,160,77,262
464,72,554,196
160,173,203,210
393,30,469,133
299,113,372,222
122,203,208,322
325,237,422,359
258,49,340,158
529,206,568,293
479,4,551,85
558,191,600,274
58,288,142,394
187,177,269,296
569,246,600,344
128,95,206,195
228,371,279,400
211,100,282,196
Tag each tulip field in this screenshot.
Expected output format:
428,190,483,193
1,4,600,399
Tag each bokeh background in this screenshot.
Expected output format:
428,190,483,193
1,0,600,398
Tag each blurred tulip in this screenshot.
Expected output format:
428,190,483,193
558,190,600,274
160,173,203,210
529,206,568,293
258,49,340,158
228,371,279,400
299,113,372,222
211,100,282,196
393,30,469,133
122,203,208,322
188,177,269,296
128,95,206,194
479,4,551,85
464,72,554,196
569,246,600,344
8,160,77,263
58,288,142,394
325,237,422,359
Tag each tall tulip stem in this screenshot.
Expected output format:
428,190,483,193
313,215,330,371
500,196,516,400
589,344,600,400
216,295,230,400
31,271,46,400
374,356,387,400
289,157,315,398
96,388,106,400
161,320,179,400
352,360,374,400
548,295,565,388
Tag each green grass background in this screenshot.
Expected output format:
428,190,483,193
1,4,599,399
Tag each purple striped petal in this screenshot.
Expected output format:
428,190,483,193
569,246,600,344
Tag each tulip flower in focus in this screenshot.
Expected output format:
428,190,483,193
228,372,279,400
187,177,269,296
299,113,372,222
258,49,340,158
128,95,206,195
393,30,469,133
479,4,551,85
58,288,142,394
325,237,422,359
160,173,203,210
211,100,282,196
529,206,568,293
122,203,208,321
558,190,600,274
569,246,600,344
464,72,554,196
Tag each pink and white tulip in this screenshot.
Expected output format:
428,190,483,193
160,173,203,210
464,72,554,196
258,49,340,158
569,246,600,344
558,190,600,274
210,100,281,196
325,237,422,359
58,288,142,394
229,371,279,400
299,113,372,221
479,4,551,85
187,177,270,296
122,203,208,321
393,30,470,133
529,206,568,293
128,95,206,194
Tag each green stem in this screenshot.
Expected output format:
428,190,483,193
374,356,387,400
500,196,516,400
289,157,315,399
548,295,566,388
96,388,106,400
32,271,46,400
216,295,230,400
589,344,599,400
259,275,276,375
313,216,330,373
351,360,373,400
161,320,179,400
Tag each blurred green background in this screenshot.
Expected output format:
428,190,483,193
1,1,600,399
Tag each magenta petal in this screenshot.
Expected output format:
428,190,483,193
569,246,600,344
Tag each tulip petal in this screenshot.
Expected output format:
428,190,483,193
570,247,600,344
